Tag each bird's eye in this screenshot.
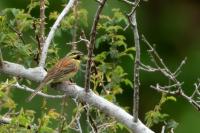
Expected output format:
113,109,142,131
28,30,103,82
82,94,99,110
75,55,81,59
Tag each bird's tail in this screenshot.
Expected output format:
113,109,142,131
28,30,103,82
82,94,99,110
26,82,46,102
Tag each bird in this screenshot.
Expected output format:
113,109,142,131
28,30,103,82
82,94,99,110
27,50,83,101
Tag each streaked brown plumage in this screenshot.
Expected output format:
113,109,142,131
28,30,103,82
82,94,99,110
27,51,82,101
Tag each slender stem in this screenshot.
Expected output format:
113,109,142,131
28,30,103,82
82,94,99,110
39,0,46,49
121,0,135,5
7,24,26,45
32,20,41,65
85,0,107,92
13,82,65,99
132,12,140,123
127,1,141,122
71,0,78,50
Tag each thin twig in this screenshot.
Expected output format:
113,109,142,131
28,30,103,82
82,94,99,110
121,0,135,5
173,57,187,77
58,95,68,133
142,35,181,86
73,99,83,133
142,36,200,111
39,0,76,67
85,0,107,92
32,20,41,65
97,121,116,132
82,103,98,133
127,0,141,122
71,0,78,50
39,0,46,49
13,82,65,99
151,84,200,111
127,0,140,17
191,80,200,98
140,63,160,72
85,104,98,133
7,24,26,45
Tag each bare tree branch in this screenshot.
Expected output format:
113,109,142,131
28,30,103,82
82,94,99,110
85,0,107,92
39,0,76,67
127,0,141,122
13,82,65,99
0,61,46,82
0,60,154,133
141,35,200,111
0,117,10,125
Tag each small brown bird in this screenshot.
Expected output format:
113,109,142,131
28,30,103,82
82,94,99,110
27,50,83,101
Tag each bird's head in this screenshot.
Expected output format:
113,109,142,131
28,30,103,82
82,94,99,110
66,50,83,60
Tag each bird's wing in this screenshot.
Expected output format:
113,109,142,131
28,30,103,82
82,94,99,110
45,58,76,81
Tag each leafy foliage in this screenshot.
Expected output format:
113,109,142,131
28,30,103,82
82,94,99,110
145,93,178,131
0,8,35,66
91,9,134,102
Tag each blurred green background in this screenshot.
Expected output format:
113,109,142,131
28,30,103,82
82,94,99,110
0,0,200,132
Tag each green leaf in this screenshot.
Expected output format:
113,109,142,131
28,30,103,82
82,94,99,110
96,35,108,48
117,123,125,130
94,52,108,63
125,47,136,52
166,119,179,129
49,11,59,20
145,111,169,127
166,96,176,102
106,25,123,33
123,79,133,88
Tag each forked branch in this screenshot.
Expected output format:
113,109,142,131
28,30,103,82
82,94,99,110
141,35,200,111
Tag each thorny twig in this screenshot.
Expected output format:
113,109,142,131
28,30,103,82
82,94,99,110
84,0,107,92
71,0,78,50
32,20,41,65
39,0,46,49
